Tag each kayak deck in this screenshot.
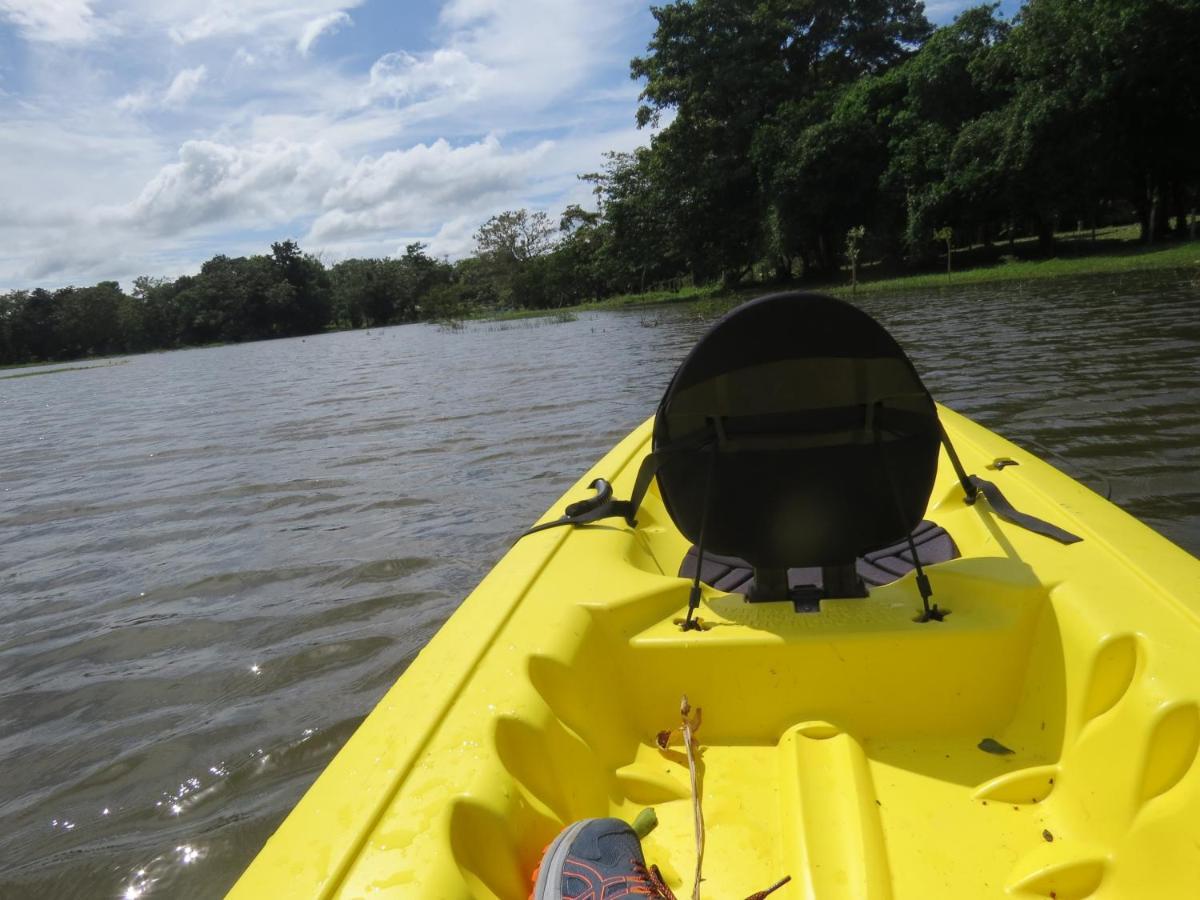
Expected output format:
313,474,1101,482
231,406,1200,899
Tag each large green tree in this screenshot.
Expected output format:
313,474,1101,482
582,150,686,292
632,0,933,280
987,0,1200,246
472,209,557,306
881,4,1013,258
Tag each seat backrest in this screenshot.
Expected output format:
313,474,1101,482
653,292,940,569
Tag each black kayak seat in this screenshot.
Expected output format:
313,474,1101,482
653,292,946,606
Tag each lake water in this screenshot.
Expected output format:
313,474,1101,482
2,271,1198,897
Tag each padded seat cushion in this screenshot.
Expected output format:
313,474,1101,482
678,520,958,596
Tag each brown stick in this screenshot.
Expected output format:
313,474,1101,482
744,875,793,899
657,697,788,900
679,695,704,900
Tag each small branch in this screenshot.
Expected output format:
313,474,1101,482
679,695,704,900
744,875,793,899
656,696,788,900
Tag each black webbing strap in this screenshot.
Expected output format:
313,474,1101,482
520,478,628,537
518,430,713,539
939,423,979,503
682,442,719,631
940,421,1081,544
875,412,943,621
968,475,1082,544
522,418,1082,548
613,427,718,526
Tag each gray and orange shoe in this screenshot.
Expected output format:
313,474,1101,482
530,817,670,899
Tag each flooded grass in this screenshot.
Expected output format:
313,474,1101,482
0,360,129,379
829,238,1200,297
477,233,1200,323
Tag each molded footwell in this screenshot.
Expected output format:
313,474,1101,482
778,722,892,899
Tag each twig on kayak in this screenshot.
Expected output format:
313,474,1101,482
635,864,791,900
679,696,703,900
656,695,704,899
655,696,789,900
743,875,793,899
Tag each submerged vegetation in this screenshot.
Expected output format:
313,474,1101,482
2,0,1198,367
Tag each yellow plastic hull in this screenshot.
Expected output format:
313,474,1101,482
231,406,1200,899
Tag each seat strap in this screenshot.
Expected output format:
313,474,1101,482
939,424,1081,545
518,430,713,538
523,422,1083,548
939,422,979,502
681,442,718,631
520,478,630,537
968,475,1082,544
875,415,943,621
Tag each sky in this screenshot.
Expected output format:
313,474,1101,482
0,0,1020,290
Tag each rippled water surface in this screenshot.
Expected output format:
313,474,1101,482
2,270,1198,897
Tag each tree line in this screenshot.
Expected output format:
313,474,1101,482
3,0,1197,366
0,241,455,366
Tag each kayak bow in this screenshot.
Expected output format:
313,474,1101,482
231,295,1200,899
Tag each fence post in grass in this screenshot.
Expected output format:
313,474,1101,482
934,227,953,278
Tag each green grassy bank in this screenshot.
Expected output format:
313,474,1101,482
478,228,1200,323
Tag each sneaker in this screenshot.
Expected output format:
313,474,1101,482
531,817,668,899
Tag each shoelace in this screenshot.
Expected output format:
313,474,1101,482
630,861,678,899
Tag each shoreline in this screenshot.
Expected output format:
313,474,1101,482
4,235,1196,371
475,234,1200,323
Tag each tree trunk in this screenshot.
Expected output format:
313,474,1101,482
1036,215,1055,256
1137,173,1155,243
817,233,831,274
1152,184,1170,241
1169,180,1187,237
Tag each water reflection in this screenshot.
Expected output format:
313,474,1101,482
121,842,206,899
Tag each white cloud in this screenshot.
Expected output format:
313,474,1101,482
122,139,342,234
297,11,351,56
163,65,207,106
0,0,104,43
421,213,482,260
115,65,207,112
162,1,361,46
311,134,551,241
366,49,491,105
438,0,495,28
356,0,643,131
0,111,164,211
115,89,153,113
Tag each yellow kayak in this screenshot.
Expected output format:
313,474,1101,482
231,294,1200,899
